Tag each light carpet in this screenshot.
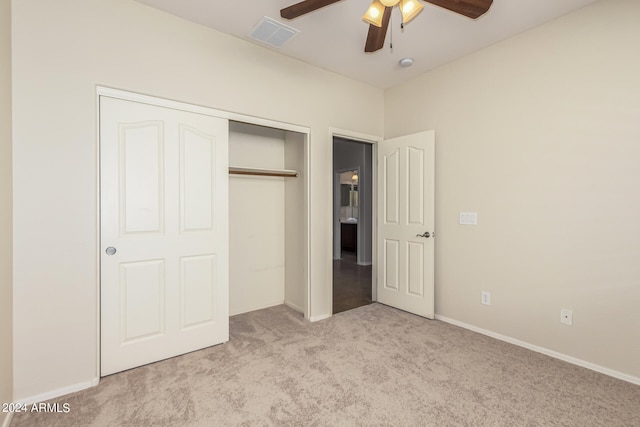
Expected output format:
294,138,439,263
11,303,640,426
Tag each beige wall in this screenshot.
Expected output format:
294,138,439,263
284,131,307,313
11,0,383,400
12,0,638,403
385,0,640,379
0,0,13,420
229,123,287,315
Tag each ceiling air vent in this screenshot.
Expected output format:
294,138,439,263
248,17,299,48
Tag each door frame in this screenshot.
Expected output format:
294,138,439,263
329,128,382,310
96,86,312,379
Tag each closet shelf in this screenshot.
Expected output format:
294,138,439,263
229,166,298,178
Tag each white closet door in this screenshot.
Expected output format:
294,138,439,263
100,96,229,376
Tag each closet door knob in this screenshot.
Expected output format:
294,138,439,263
105,247,117,256
416,232,431,238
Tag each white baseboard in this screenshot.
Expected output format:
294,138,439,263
2,412,13,427
435,315,640,386
230,299,285,317
15,378,99,406
309,313,332,322
283,300,304,314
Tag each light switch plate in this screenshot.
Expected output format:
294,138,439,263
481,291,491,306
459,212,478,225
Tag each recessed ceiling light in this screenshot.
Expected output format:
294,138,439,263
399,58,414,68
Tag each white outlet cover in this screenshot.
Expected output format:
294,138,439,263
481,291,491,306
560,309,573,325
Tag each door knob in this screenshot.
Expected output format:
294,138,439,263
416,232,431,238
105,247,117,255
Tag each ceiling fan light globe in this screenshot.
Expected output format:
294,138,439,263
362,1,386,27
400,0,423,23
379,0,400,6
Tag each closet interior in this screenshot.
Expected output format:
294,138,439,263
228,121,307,317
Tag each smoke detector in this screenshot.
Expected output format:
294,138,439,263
399,57,414,67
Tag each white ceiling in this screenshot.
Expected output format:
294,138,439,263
134,0,599,89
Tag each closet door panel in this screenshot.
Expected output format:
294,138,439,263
101,96,229,376
180,254,217,328
180,125,215,232
120,121,164,236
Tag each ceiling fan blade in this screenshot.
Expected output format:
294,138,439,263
281,0,343,19
364,6,392,53
423,0,493,19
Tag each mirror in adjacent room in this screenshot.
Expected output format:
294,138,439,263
339,169,359,221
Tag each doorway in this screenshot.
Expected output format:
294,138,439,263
332,137,373,314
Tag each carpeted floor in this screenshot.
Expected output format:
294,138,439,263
11,303,640,426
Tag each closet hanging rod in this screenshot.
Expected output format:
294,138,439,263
228,166,298,178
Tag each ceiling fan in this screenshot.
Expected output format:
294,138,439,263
280,0,493,53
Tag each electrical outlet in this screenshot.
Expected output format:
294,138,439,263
481,291,491,306
560,309,573,326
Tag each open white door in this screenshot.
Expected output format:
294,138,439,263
100,96,229,376
377,131,435,318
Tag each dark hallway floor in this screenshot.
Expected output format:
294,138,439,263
333,252,372,314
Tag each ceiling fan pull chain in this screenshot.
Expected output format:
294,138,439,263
389,18,393,49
